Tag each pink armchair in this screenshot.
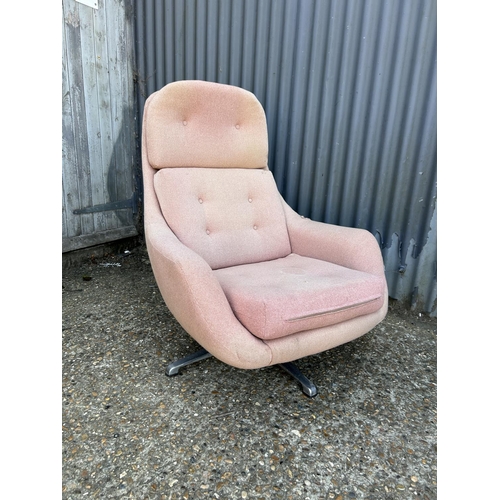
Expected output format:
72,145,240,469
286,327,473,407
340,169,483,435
142,80,388,397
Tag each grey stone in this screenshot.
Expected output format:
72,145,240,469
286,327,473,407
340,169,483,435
62,243,437,499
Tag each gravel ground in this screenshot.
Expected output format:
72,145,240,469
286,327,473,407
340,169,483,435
62,243,437,499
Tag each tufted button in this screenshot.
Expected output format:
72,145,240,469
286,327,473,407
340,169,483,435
235,124,240,129
183,120,188,126
253,225,258,230
206,229,210,235
248,198,253,203
198,198,203,204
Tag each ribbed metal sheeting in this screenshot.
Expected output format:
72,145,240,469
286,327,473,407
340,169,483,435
134,0,437,315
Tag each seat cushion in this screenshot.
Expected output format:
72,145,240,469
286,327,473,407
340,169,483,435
154,167,292,270
214,254,386,340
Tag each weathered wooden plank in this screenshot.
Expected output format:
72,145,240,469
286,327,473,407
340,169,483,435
62,0,95,238
62,3,79,240
122,0,138,222
79,4,107,233
62,226,138,253
103,0,135,229
92,0,119,231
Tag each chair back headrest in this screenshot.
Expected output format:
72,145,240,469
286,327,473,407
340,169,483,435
144,80,268,169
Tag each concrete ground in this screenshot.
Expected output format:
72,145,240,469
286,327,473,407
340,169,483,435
62,242,437,499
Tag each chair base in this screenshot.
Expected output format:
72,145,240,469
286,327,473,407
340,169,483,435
166,348,318,397
166,349,213,376
278,362,318,398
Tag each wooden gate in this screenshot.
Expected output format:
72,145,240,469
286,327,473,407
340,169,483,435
62,0,138,252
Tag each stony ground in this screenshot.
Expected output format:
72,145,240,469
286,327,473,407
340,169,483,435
62,244,437,499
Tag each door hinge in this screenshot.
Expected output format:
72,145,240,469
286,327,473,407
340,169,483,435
73,193,138,215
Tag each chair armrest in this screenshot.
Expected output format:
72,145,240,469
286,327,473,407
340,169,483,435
145,219,273,369
281,198,385,277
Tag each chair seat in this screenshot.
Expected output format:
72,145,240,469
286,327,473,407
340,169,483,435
214,253,385,340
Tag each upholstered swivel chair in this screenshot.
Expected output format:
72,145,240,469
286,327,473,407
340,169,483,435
141,80,388,397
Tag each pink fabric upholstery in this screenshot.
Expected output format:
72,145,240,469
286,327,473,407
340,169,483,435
141,80,389,370
154,167,291,269
264,291,388,365
144,80,268,170
144,216,274,369
214,254,385,340
281,198,385,278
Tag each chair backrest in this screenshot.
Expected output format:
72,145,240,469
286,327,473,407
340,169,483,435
144,80,268,169
143,80,291,269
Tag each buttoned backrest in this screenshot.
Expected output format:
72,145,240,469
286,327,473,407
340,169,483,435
144,80,268,170
146,81,291,269
154,168,291,269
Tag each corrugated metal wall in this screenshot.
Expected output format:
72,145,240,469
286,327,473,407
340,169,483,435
62,0,138,252
133,0,437,315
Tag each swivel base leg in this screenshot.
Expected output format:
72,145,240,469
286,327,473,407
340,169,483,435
166,349,317,397
166,348,213,376
279,362,318,397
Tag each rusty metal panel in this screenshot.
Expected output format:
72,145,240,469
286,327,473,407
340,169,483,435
62,0,138,252
134,0,437,314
